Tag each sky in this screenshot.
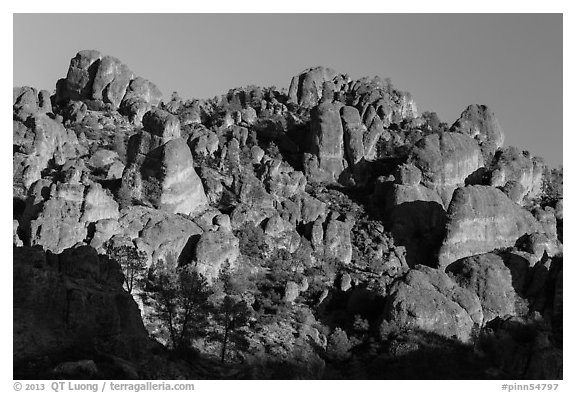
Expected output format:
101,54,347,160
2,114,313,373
13,13,563,167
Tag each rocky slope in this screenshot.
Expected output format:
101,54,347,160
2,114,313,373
13,50,562,379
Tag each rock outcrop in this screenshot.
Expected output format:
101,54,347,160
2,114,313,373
121,108,208,215
14,245,148,367
409,132,484,207
288,66,337,108
192,226,240,283
446,253,529,323
13,113,86,195
307,102,346,183
382,265,483,342
438,185,542,268
24,177,119,254
450,104,504,158
55,50,162,114
487,147,545,203
379,178,446,267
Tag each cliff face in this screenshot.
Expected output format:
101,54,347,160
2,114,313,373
13,50,562,380
14,246,149,377
409,132,484,207
438,185,542,268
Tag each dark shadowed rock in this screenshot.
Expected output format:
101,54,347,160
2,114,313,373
381,181,446,267
14,245,148,366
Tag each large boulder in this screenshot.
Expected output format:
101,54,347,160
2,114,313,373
56,49,102,103
409,132,484,207
488,147,545,203
438,185,542,268
192,228,240,283
382,265,483,342
114,206,203,266
450,104,504,158
446,253,529,323
91,55,134,109
288,66,337,108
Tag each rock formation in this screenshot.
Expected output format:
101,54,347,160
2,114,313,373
409,132,484,207
438,185,542,268
55,50,162,113
383,265,483,342
451,104,504,158
12,50,562,380
121,108,209,215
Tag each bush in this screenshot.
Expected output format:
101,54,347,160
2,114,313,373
235,223,269,261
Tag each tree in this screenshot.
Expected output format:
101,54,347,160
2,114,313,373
542,165,563,203
210,266,254,363
145,262,212,350
106,244,148,294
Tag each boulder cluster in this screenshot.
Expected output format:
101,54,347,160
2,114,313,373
13,52,562,379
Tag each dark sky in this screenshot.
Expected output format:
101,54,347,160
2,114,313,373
13,13,562,167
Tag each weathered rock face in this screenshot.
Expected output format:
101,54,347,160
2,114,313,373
288,66,337,108
264,215,301,253
14,245,148,366
192,228,240,283
257,159,307,199
113,206,203,266
121,109,208,215
13,114,86,194
307,102,346,183
340,105,366,166
438,185,542,268
55,50,162,113
383,265,483,342
27,179,119,254
13,86,52,120
446,253,529,323
409,132,484,207
91,55,134,109
450,104,504,158
488,147,544,203
322,214,353,265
